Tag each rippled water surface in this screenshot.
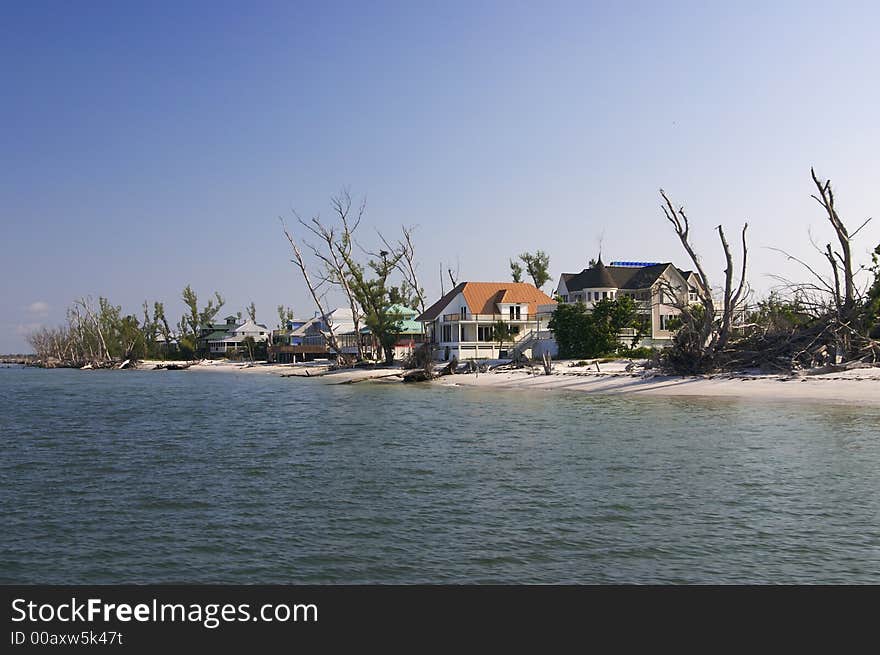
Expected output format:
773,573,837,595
2,366,879,583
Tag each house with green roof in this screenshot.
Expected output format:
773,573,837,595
338,304,425,361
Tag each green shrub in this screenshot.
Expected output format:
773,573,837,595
618,346,656,359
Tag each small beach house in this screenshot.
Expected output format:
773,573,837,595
205,318,270,355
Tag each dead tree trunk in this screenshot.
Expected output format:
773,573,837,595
659,189,749,372
281,220,345,360
297,200,366,360
810,168,868,318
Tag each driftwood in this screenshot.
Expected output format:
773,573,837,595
334,371,403,385
720,313,879,372
162,363,193,371
402,369,433,383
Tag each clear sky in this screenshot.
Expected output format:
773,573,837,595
2,0,878,353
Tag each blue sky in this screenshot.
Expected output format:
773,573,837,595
2,1,879,352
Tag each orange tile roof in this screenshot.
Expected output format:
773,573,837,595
417,282,556,321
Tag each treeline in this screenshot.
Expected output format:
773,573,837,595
26,285,249,367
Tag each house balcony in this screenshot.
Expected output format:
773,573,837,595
441,313,536,322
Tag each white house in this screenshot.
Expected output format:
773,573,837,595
300,307,357,352
555,258,702,345
207,318,270,355
417,282,557,360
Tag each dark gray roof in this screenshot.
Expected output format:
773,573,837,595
563,263,673,292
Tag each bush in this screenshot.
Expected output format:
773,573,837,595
402,343,433,370
549,298,646,359
618,346,656,359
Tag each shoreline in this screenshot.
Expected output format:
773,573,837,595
129,358,880,406
436,367,880,406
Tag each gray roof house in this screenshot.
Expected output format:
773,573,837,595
555,258,703,343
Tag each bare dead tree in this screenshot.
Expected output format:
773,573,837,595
294,189,367,360
75,297,111,363
379,225,427,313
810,168,872,317
442,255,461,289
714,170,878,371
280,218,345,360
659,189,749,372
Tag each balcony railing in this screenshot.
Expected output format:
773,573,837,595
441,313,537,322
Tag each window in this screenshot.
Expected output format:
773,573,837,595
660,315,676,331
689,286,698,302
460,306,467,320
561,294,569,303
602,291,608,300
509,306,515,320
515,305,521,320
477,326,492,341
442,325,452,342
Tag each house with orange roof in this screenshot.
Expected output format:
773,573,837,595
416,282,557,360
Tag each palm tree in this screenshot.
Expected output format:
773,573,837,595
491,320,515,358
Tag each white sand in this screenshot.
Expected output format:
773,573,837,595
135,358,880,405
136,359,402,382
437,361,880,406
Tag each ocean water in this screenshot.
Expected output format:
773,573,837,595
1,366,879,584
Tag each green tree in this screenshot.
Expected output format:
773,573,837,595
746,292,810,334
509,259,523,283
548,303,592,358
242,336,256,361
491,320,515,355
177,285,225,357
178,337,195,360
345,250,405,364
590,296,643,353
548,297,644,358
276,305,295,329
518,250,551,289
388,281,421,310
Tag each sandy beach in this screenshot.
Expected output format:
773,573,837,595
438,365,880,406
134,358,880,405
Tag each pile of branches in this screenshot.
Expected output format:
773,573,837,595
659,168,878,375
722,316,880,372
726,169,879,372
